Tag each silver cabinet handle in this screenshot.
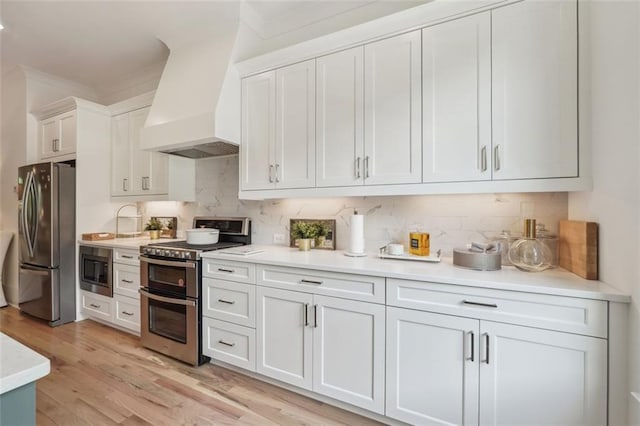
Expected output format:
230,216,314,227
121,255,134,259
142,176,151,190
121,311,134,316
480,146,487,172
494,145,501,171
217,268,234,273
218,340,236,347
269,164,274,183
275,164,280,183
483,333,490,364
52,138,60,152
365,156,370,178
468,331,475,362
304,303,309,326
462,300,498,308
121,279,134,284
217,299,235,305
300,279,323,285
89,303,101,309
122,178,128,192
313,304,318,328
355,157,361,179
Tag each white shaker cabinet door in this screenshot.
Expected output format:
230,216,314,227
386,307,480,426
492,0,578,180
312,295,385,414
364,30,422,185
316,47,365,187
479,321,607,426
130,106,168,195
241,71,276,190
423,12,491,183
256,286,313,390
111,113,131,196
275,59,316,189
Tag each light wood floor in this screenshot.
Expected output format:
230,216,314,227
0,307,383,425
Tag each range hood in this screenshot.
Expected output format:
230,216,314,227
140,27,241,159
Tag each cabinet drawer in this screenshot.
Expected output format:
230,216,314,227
257,265,384,304
113,263,140,299
203,278,255,327
202,259,256,284
81,291,113,321
387,279,608,338
113,295,140,334
114,248,139,266
203,318,255,371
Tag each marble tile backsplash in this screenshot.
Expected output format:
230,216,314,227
140,156,568,255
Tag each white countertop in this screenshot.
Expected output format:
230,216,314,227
202,245,630,303
77,237,183,249
0,333,50,395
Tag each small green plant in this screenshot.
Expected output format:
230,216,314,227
311,221,330,238
291,221,319,240
144,217,164,231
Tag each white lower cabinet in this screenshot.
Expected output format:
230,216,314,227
256,286,385,414
113,295,140,332
81,291,113,322
203,317,256,371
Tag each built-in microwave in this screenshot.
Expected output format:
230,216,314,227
79,245,112,297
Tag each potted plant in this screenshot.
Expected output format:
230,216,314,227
311,221,330,249
291,221,319,251
144,217,164,240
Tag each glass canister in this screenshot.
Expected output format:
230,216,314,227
508,219,552,272
492,230,513,266
535,222,559,268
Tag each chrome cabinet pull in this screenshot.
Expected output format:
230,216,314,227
217,268,234,273
121,279,134,284
468,331,475,362
365,156,370,178
217,299,235,305
300,279,323,285
52,138,59,152
121,255,134,259
313,304,318,328
494,145,501,171
480,146,487,172
218,340,236,347
483,333,490,364
275,164,280,183
89,303,101,309
304,303,309,326
462,300,498,308
142,176,150,190
121,311,134,316
269,164,274,183
355,157,361,179
122,178,128,192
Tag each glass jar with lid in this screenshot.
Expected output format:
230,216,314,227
508,219,552,272
535,222,559,268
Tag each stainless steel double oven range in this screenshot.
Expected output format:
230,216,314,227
139,217,251,366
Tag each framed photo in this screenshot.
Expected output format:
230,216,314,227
152,216,177,238
289,219,336,250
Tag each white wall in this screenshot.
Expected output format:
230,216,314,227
567,1,640,422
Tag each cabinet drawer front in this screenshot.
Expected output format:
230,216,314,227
203,318,256,371
203,259,256,284
81,291,113,321
257,265,384,303
114,248,139,266
387,279,607,338
113,263,140,299
203,278,255,327
113,296,140,333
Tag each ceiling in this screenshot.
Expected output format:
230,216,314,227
0,0,428,100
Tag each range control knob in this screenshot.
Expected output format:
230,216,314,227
184,252,192,260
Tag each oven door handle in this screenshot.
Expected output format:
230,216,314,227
139,289,196,307
139,255,196,269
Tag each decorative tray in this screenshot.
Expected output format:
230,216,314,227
378,248,442,263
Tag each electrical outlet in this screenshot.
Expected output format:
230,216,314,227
273,233,286,244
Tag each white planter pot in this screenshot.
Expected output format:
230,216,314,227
186,229,220,245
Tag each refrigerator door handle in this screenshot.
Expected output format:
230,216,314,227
21,170,37,258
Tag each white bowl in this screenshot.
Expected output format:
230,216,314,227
186,228,220,245
387,243,404,255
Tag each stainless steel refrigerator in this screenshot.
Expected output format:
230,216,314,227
18,161,75,326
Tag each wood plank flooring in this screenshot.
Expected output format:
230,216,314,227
0,307,383,425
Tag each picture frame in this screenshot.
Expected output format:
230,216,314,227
289,219,336,250
152,216,177,238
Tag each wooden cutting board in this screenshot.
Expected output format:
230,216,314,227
558,220,598,280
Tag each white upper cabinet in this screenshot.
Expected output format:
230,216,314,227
275,60,316,189
316,47,364,187
241,60,315,190
422,12,491,183
364,30,422,185
128,107,169,195
39,110,77,160
492,0,578,180
111,113,130,196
